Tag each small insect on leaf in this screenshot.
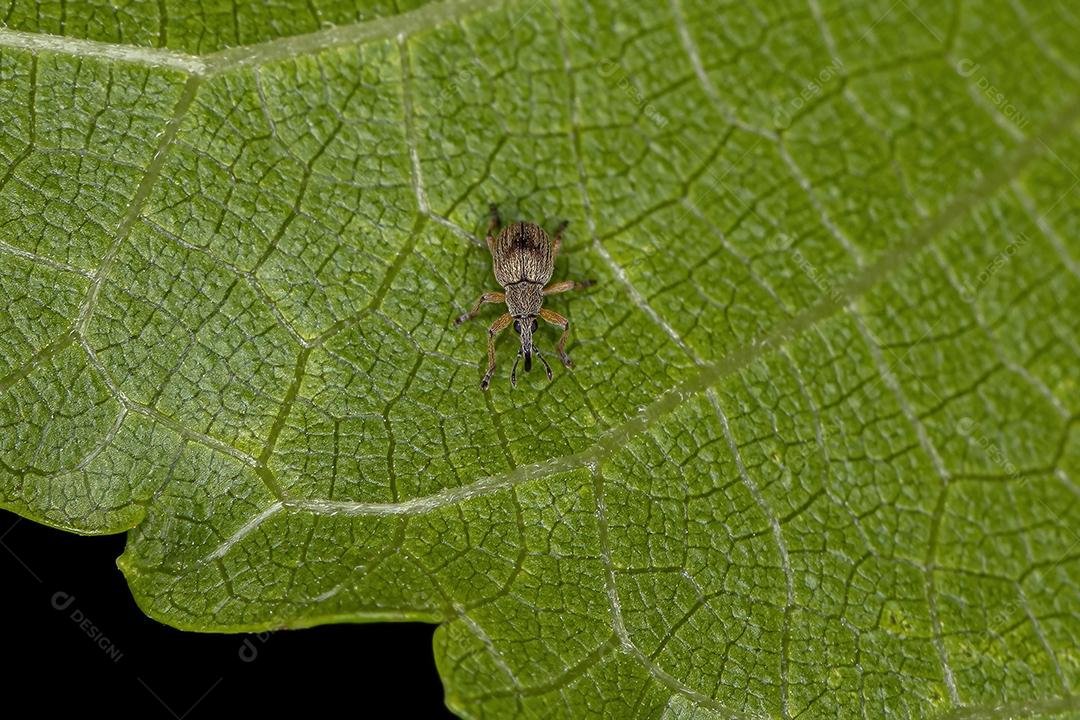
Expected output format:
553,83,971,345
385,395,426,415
454,204,595,390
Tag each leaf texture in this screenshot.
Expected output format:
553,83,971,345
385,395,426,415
1,0,1079,717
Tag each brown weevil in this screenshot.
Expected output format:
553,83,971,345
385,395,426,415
455,204,594,389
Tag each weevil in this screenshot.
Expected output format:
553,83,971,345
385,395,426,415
455,204,594,390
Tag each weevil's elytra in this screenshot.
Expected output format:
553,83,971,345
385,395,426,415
491,222,554,286
454,204,595,390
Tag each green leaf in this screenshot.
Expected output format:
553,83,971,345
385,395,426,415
2,0,1079,716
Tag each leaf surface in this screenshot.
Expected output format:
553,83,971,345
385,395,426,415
2,0,1079,717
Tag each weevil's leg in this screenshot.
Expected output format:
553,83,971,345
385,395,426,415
510,351,522,388
539,308,574,368
534,349,554,381
551,219,569,261
486,203,501,253
542,279,595,296
481,313,513,390
454,291,505,326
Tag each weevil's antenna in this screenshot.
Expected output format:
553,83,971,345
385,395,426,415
510,350,522,387
535,349,553,381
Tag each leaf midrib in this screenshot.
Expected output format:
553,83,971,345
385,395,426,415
0,0,502,76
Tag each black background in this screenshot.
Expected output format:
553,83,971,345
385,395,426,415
0,509,456,718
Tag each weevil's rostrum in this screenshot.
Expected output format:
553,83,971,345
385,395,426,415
455,204,594,390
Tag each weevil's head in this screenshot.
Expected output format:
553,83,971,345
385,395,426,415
510,316,552,386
